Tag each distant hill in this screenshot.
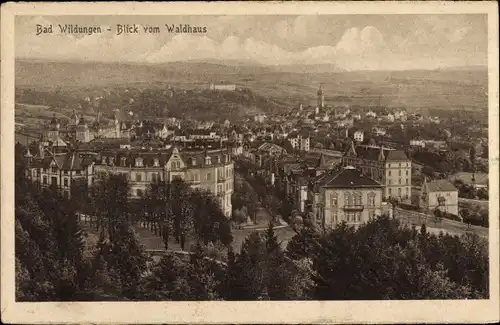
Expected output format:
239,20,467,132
15,59,488,112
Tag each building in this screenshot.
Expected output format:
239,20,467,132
45,111,125,145
342,143,412,202
24,146,95,198
288,132,311,152
257,142,288,157
93,146,234,217
409,140,426,148
309,166,383,229
254,114,267,123
209,83,237,91
419,178,459,216
354,130,364,143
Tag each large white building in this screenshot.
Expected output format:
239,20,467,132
288,132,310,152
93,146,235,217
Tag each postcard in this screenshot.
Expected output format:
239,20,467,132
1,1,499,324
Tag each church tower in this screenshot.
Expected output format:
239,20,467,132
114,111,121,138
317,84,325,113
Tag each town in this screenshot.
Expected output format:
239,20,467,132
15,71,489,302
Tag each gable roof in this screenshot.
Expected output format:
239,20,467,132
425,179,457,192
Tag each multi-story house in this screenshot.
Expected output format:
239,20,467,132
309,166,383,229
354,130,364,143
24,145,95,198
288,132,310,152
419,178,459,216
93,146,234,217
342,143,412,202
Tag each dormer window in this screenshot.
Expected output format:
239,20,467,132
136,157,143,167
216,156,221,164
109,157,115,166
153,158,159,167
121,157,127,167
191,158,196,166
102,157,107,165
205,156,211,165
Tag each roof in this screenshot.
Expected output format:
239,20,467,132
385,150,409,161
97,147,232,169
257,142,287,154
345,145,409,162
314,166,382,189
425,179,457,192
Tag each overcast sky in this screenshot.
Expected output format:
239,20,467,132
16,14,487,71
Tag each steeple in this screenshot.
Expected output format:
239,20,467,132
348,140,356,156
317,84,325,111
72,109,79,125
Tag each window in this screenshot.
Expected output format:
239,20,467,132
216,156,221,164
43,176,47,184
388,179,392,185
368,193,376,206
389,188,392,196
63,178,69,187
398,170,401,176
205,157,211,165
388,171,391,176
136,189,143,197
151,173,160,183
406,179,409,185
51,167,58,173
121,157,127,166
206,172,212,181
344,192,352,206
399,178,401,185
136,158,143,167
192,158,196,166
354,192,362,206
406,170,409,176
332,211,338,223
217,184,223,194
153,159,159,167
76,170,81,175
136,173,142,182
398,188,402,197
330,193,338,207
173,175,182,181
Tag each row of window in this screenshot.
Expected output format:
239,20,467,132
388,170,410,177
329,192,376,207
388,187,409,197
216,181,234,194
329,211,362,223
103,155,232,168
41,167,82,175
131,169,234,183
388,178,409,185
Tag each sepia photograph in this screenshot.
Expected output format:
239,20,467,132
1,1,499,324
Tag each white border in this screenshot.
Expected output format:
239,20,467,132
1,2,499,324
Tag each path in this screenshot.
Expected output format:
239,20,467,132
394,207,488,238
